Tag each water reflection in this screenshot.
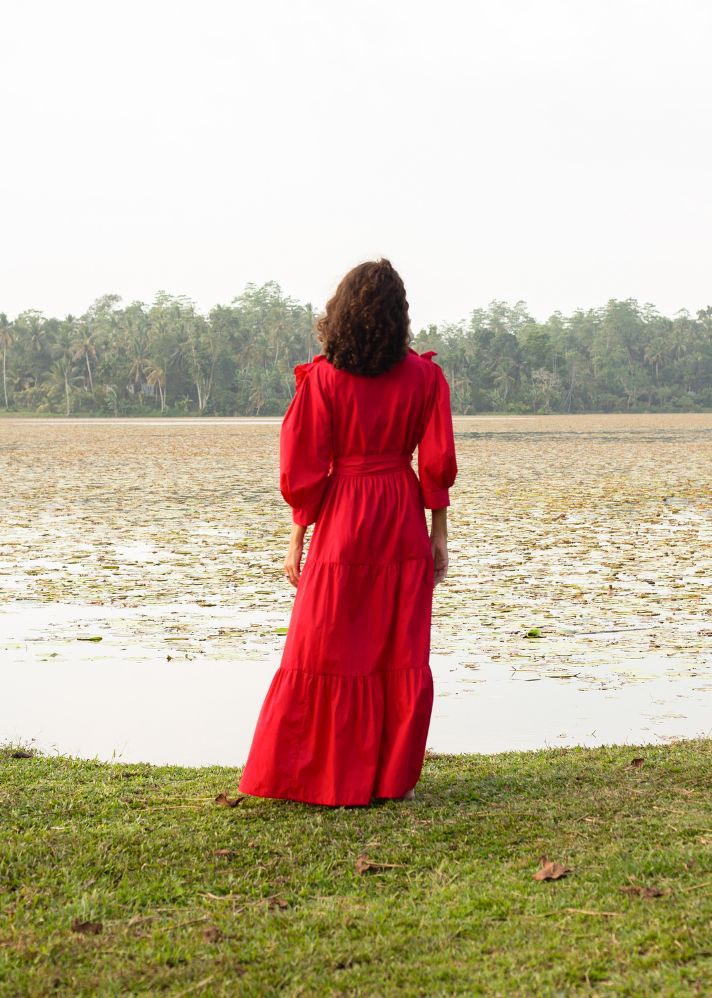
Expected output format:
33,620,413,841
2,600,710,767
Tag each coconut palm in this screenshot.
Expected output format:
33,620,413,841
127,351,150,405
146,364,166,413
0,316,13,409
71,324,98,394
644,338,668,382
248,369,271,415
46,357,82,416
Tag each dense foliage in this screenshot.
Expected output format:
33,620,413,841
1,284,710,416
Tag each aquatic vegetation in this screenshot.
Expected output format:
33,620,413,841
1,413,711,759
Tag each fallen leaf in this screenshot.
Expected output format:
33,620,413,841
620,884,666,898
71,919,103,934
355,854,406,875
533,856,572,881
214,793,245,808
265,896,289,909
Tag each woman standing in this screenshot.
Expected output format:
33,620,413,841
238,259,458,807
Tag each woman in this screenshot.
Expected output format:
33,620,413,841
238,259,458,807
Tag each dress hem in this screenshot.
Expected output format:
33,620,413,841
237,786,374,807
278,663,433,679
237,782,418,808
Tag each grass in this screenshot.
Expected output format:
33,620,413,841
2,740,712,996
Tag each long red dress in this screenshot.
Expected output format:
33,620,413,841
238,346,458,806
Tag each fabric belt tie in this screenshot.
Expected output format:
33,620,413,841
331,453,413,476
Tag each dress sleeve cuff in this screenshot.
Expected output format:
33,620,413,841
292,507,316,526
422,488,450,510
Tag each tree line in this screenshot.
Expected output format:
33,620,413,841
1,284,710,416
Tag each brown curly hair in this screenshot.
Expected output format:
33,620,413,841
315,259,411,376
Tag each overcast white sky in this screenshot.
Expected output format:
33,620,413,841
1,0,710,329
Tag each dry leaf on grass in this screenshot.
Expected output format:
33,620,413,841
533,857,572,881
620,884,667,898
214,793,245,808
71,919,103,934
265,896,289,909
355,854,406,875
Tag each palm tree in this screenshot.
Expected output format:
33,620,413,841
146,364,166,413
48,319,82,415
670,313,691,362
19,310,47,356
493,366,517,405
0,316,13,409
644,338,667,382
127,351,150,404
71,324,98,394
47,357,80,416
248,370,271,415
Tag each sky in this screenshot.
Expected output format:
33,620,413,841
1,0,711,330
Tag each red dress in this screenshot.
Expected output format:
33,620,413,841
238,346,458,806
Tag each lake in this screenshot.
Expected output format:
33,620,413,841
1,413,711,766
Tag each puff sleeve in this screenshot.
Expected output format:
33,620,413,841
417,354,458,509
279,358,333,526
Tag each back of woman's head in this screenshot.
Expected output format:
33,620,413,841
316,258,411,376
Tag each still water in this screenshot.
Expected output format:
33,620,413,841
1,413,711,765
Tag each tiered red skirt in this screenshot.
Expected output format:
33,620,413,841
238,460,435,806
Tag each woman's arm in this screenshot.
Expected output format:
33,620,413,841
430,507,448,585
280,362,333,527
283,522,307,588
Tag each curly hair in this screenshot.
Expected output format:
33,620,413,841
315,258,411,377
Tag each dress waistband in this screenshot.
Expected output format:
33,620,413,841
331,453,413,476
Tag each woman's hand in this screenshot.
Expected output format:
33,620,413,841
430,508,449,586
283,524,307,587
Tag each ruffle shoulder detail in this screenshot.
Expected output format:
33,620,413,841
407,347,438,361
293,353,326,389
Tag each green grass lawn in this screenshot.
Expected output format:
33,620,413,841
2,739,712,996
